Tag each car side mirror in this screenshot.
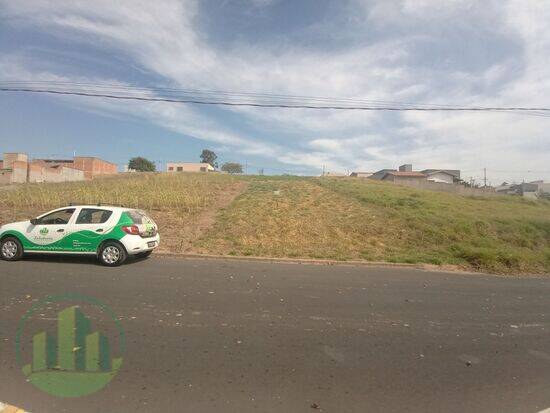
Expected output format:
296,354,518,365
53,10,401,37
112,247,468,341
30,218,39,226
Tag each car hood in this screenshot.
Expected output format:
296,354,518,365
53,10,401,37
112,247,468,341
0,220,32,233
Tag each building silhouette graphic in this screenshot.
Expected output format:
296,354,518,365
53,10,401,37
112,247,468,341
31,306,111,373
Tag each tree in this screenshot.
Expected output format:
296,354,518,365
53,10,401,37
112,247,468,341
221,162,243,174
128,157,156,172
200,149,218,168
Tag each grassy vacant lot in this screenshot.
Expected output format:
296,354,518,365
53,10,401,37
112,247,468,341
197,176,550,274
1,173,549,274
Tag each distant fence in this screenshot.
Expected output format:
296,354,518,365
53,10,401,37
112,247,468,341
391,178,501,197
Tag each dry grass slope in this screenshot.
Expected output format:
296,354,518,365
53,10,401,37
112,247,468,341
197,177,550,274
195,177,382,259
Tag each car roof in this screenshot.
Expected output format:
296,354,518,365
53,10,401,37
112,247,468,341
74,205,130,210
35,206,149,221
40,205,133,215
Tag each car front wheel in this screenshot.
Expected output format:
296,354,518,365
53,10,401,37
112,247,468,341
0,237,24,261
98,241,127,266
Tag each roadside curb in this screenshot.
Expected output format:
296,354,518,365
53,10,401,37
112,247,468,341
152,251,476,274
151,251,548,278
0,401,31,413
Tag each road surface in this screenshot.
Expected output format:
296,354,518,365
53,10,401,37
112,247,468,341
1,256,550,412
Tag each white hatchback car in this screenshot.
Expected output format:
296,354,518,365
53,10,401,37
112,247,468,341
0,205,160,266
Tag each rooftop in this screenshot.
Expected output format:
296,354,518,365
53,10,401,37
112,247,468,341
385,171,426,177
423,170,457,177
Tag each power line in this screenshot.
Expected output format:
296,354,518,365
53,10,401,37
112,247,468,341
0,80,484,108
10,81,550,116
3,80,550,123
2,87,550,112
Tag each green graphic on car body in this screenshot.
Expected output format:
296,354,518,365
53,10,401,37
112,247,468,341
1,206,159,266
1,212,133,253
142,216,156,237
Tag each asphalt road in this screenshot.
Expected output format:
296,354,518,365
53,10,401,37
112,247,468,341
1,256,550,413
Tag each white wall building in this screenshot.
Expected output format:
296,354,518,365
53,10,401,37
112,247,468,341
424,170,456,184
166,162,215,173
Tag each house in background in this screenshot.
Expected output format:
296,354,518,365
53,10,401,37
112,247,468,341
0,152,116,184
494,183,514,194
0,153,30,184
72,157,118,179
380,171,427,183
495,181,550,198
421,169,461,182
369,164,461,184
34,156,117,180
166,162,215,173
422,170,459,184
369,169,399,180
28,162,85,183
503,183,539,198
530,180,550,196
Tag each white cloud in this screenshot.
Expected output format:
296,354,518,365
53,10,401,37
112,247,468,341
1,0,550,181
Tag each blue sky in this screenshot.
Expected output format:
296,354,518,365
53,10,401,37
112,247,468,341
1,0,549,183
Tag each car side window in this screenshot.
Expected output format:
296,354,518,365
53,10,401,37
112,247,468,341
36,208,76,225
75,208,113,224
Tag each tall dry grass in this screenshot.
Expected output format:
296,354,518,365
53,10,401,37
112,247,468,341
0,172,239,223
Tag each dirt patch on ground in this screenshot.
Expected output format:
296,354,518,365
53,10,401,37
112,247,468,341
154,180,248,253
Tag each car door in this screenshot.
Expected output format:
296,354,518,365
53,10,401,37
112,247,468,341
70,208,115,252
26,208,76,252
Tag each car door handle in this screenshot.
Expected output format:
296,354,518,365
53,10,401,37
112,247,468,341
96,229,104,233
57,229,64,233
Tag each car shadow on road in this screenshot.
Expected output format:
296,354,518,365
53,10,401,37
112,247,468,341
21,254,150,266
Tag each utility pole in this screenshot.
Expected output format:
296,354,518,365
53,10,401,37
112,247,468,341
483,168,487,187
322,164,325,176
245,160,248,175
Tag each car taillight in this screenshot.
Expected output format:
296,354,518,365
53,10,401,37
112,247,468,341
122,225,140,235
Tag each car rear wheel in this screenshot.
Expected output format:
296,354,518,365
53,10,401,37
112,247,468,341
0,237,24,261
98,241,127,266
